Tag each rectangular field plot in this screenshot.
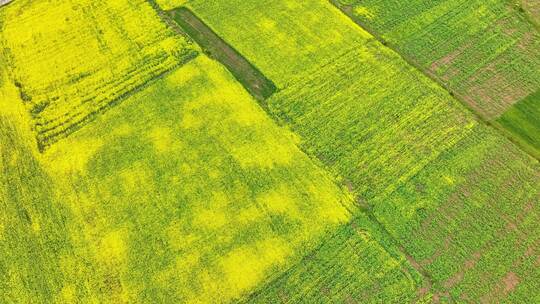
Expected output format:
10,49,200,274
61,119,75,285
0,0,198,150
372,125,540,302
32,56,361,303
184,0,370,87
335,0,540,120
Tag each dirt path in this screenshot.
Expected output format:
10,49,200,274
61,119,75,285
168,7,277,101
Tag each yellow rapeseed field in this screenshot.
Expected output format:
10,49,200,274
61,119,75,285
1,0,197,149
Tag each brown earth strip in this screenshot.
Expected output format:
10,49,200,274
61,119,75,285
168,7,277,101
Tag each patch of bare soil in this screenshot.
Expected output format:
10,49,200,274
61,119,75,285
429,42,471,77
462,64,533,119
480,272,521,303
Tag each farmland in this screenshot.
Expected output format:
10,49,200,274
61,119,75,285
372,125,540,302
333,0,540,157
2,0,539,303
41,56,357,303
1,0,198,150
266,44,476,200
184,0,370,87
246,215,423,303
496,89,540,158
176,0,540,302
1,53,425,302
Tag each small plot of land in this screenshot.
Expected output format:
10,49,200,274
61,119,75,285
168,7,276,101
496,89,540,158
0,0,198,150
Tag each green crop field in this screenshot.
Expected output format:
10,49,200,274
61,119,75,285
333,0,540,158
372,125,540,302
1,0,539,303
496,89,540,157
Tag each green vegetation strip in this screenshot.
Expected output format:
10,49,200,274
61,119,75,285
168,7,277,101
496,89,540,159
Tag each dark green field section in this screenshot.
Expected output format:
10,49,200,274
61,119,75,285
244,216,424,304
168,7,277,101
496,89,540,159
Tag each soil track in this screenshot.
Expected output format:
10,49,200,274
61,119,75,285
168,7,277,101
